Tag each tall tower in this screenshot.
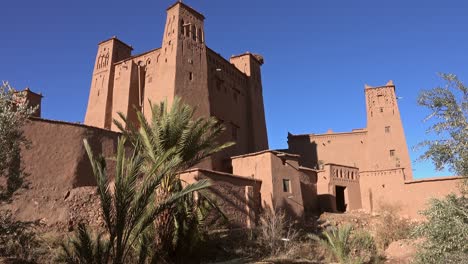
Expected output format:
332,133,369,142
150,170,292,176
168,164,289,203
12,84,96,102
365,81,413,179
230,53,269,152
84,37,133,129
144,2,210,119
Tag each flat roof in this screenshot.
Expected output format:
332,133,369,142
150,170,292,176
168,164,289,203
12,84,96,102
114,47,161,65
16,88,43,98
324,163,359,169
182,168,262,182
167,2,205,20
230,52,264,65
289,129,367,138
29,117,122,135
405,176,463,184
98,36,133,50
231,149,300,160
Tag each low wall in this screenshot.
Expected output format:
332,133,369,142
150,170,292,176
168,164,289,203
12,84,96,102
180,168,262,228
2,118,120,225
360,169,462,218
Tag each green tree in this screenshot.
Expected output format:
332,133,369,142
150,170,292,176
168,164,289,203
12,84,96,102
0,81,36,198
60,137,211,264
412,73,468,264
62,98,232,263
416,73,468,176
114,97,232,260
413,194,468,264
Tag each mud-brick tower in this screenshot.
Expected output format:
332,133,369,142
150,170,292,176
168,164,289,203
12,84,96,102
364,81,413,180
83,1,269,172
230,54,269,152
143,2,210,119
84,38,133,129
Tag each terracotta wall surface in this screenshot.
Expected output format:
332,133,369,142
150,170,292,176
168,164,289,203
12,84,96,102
232,151,318,219
2,118,120,225
364,84,413,179
317,164,361,212
85,37,133,129
84,2,269,173
288,130,367,170
360,170,462,218
232,151,274,210
14,89,43,118
288,83,413,178
180,168,261,228
268,153,306,219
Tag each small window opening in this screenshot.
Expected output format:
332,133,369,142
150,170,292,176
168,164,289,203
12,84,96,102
385,126,390,133
390,150,395,157
197,28,203,43
185,23,190,37
282,179,291,193
192,25,197,41
231,124,238,140
380,107,384,113
189,72,193,81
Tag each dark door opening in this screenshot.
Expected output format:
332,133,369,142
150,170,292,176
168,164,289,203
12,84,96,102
335,186,347,213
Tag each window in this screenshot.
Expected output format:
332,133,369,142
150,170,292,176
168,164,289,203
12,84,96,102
189,72,193,81
192,25,197,41
231,124,238,140
385,126,390,133
380,107,384,113
282,179,291,193
180,19,185,35
197,28,203,43
390,149,395,157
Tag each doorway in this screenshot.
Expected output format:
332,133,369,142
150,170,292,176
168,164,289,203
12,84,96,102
335,185,347,212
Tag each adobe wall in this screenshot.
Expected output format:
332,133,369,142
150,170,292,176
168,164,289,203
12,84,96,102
111,48,160,130
85,37,133,129
317,164,361,212
268,153,306,219
180,168,261,228
360,169,462,218
288,130,367,170
230,53,269,152
232,151,314,219
2,118,120,225
232,151,274,209
365,85,413,179
84,3,269,173
206,49,251,171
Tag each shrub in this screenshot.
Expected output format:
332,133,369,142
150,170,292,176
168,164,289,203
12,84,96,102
413,194,468,264
0,210,41,262
314,225,352,263
257,209,298,257
374,203,413,250
349,230,381,264
0,81,37,199
314,225,381,264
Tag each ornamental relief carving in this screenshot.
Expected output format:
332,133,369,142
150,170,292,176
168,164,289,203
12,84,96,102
96,49,110,70
366,88,395,111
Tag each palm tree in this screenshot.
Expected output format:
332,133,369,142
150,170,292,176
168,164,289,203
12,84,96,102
113,97,233,260
60,137,211,263
314,225,353,264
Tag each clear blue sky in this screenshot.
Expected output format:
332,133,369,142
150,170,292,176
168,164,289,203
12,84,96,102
1,0,466,178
